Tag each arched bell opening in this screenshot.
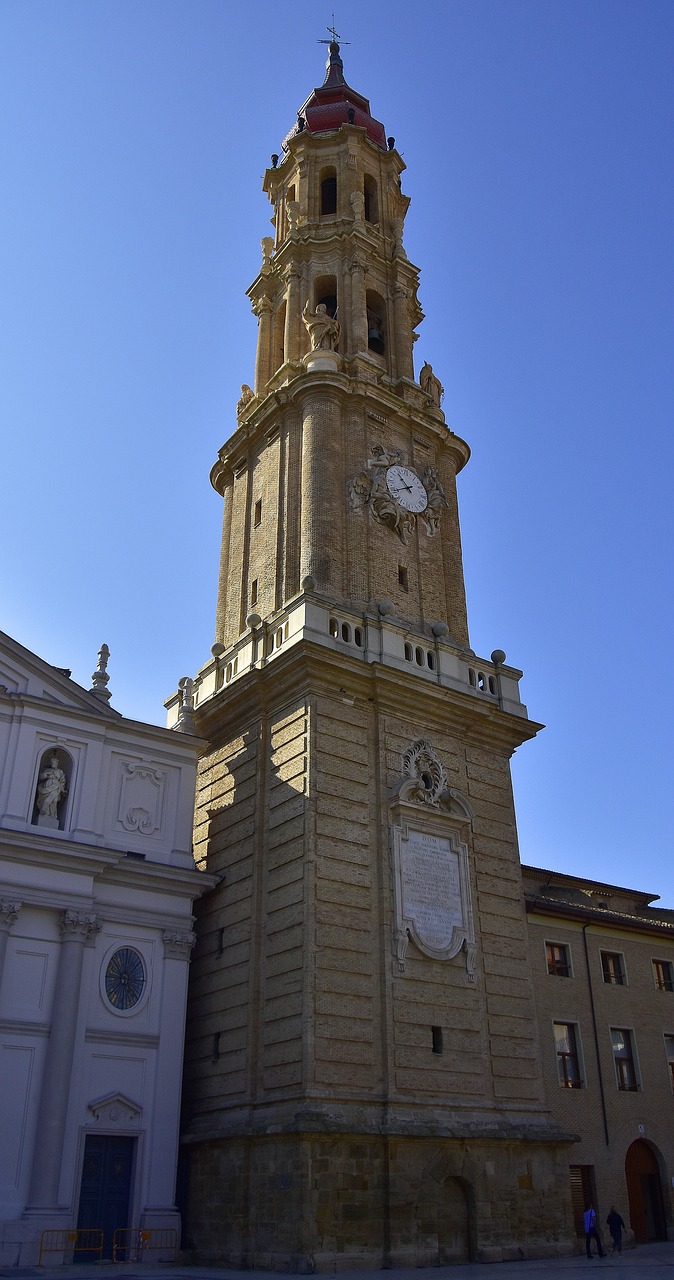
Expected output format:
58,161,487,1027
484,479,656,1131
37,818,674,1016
320,167,337,216
313,275,337,318
363,174,379,224
366,290,386,355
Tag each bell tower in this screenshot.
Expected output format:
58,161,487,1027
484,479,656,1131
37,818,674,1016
174,41,575,1271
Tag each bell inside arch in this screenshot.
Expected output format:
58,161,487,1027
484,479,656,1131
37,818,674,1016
367,315,385,355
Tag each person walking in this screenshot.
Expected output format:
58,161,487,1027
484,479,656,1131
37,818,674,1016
583,1204,605,1258
606,1206,626,1254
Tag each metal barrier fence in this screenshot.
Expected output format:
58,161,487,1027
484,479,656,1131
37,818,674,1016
112,1227,179,1262
38,1228,103,1265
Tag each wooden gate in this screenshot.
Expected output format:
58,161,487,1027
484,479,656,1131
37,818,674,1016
625,1139,666,1242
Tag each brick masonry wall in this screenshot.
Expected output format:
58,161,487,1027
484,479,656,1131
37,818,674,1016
526,903,674,1237
213,386,470,650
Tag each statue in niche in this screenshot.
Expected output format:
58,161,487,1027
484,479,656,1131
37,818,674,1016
302,301,340,351
237,384,254,416
36,754,67,820
420,361,444,407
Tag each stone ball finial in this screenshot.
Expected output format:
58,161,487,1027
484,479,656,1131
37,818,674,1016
378,600,395,617
301,575,317,592
491,649,506,666
432,621,450,638
246,613,261,630
211,642,226,658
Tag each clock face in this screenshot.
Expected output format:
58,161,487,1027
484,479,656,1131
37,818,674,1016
386,464,428,513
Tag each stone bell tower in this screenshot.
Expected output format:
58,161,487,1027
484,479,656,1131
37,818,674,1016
173,40,575,1270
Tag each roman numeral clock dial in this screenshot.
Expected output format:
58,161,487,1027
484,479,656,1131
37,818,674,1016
385,464,428,513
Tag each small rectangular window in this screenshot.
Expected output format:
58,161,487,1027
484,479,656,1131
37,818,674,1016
254,499,262,527
546,941,571,977
250,579,258,606
554,1022,582,1088
665,1035,674,1090
431,1026,443,1055
601,951,626,985
611,1027,639,1091
653,959,674,992
398,565,409,591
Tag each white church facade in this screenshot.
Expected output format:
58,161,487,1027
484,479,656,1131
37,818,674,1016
0,630,210,1266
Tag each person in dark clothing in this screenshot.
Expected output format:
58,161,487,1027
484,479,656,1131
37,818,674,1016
583,1204,605,1258
606,1206,626,1254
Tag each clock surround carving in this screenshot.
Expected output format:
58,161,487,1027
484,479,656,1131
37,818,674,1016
348,445,448,543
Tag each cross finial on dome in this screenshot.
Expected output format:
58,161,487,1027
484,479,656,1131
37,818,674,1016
317,17,350,47
317,19,351,85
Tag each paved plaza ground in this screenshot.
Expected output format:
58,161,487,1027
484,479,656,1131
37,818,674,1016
4,1240,674,1280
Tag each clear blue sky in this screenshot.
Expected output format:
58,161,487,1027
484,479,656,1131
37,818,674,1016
1,2,672,899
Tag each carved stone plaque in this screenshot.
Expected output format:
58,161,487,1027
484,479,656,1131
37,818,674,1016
391,819,475,975
402,831,463,950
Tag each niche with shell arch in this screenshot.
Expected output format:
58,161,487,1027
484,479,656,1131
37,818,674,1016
31,745,73,831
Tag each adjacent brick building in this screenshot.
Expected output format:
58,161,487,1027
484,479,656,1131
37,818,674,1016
523,864,674,1248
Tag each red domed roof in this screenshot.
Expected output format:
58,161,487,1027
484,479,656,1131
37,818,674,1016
282,43,388,152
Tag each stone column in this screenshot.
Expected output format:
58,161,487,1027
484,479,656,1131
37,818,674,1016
253,298,273,395
0,900,21,991
299,391,343,593
25,909,99,1211
348,256,368,355
393,284,414,380
214,476,234,645
283,267,301,365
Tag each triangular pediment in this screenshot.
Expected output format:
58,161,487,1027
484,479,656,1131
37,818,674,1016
87,1091,142,1125
0,630,120,718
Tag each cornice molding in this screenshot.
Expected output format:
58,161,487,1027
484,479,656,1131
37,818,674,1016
194,638,540,755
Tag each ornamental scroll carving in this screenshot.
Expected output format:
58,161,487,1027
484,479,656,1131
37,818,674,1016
390,739,476,979
118,762,165,838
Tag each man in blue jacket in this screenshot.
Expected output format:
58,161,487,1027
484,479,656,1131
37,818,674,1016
583,1204,606,1258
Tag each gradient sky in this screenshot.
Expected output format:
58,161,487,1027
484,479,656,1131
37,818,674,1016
1,2,672,900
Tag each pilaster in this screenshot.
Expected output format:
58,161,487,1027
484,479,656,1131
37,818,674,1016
25,909,99,1213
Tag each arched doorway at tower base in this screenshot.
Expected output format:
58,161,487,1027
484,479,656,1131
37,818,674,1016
417,1158,476,1264
625,1139,667,1242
